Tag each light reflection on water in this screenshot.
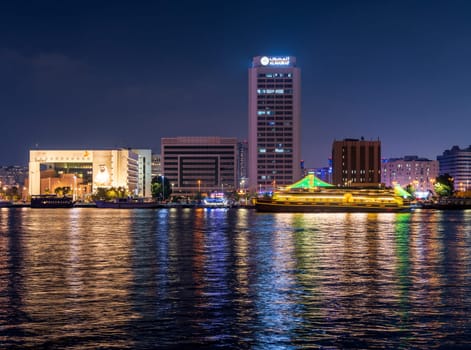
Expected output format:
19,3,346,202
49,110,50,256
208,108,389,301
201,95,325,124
1,208,471,348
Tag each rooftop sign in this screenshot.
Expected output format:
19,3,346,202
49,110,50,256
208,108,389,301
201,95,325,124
260,56,290,66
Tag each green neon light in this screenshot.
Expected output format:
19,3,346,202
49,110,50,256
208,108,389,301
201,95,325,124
286,173,334,189
394,185,413,198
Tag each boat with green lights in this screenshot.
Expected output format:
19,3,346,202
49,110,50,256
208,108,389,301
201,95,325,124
255,173,412,213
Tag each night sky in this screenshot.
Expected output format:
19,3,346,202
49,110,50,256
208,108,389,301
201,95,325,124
1,1,470,168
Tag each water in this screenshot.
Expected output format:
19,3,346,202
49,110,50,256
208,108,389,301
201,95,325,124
1,208,471,349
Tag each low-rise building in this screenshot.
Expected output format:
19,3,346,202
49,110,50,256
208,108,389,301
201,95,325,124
332,138,381,187
29,149,152,198
161,136,237,195
382,156,439,193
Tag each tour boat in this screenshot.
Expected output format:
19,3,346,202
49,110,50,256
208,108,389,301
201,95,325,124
255,173,411,213
201,197,231,208
30,195,74,208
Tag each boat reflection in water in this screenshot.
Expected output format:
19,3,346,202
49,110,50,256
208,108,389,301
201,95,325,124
94,197,163,209
255,172,411,213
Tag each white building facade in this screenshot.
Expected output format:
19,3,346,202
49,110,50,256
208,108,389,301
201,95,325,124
382,156,439,192
29,149,152,197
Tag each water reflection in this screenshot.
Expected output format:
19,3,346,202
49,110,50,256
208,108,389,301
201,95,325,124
1,208,471,348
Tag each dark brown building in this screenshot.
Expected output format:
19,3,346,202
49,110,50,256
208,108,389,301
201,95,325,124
332,138,381,187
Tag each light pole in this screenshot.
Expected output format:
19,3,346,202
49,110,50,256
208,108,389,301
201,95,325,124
198,179,201,193
162,175,165,201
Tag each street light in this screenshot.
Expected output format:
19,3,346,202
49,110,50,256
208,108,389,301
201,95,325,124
162,175,165,201
197,179,201,193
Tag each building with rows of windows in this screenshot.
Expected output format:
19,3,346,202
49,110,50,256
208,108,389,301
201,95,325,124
332,138,381,187
248,56,301,192
161,136,237,195
382,156,439,193
437,145,471,192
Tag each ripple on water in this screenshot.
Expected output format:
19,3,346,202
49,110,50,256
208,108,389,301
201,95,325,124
1,208,471,348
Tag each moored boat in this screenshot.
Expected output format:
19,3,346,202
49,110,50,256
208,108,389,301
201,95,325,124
30,195,74,208
256,189,410,213
201,197,231,208
419,197,471,210
255,173,411,213
0,200,13,208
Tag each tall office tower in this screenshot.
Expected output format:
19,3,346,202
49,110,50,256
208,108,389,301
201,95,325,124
161,136,237,195
237,140,248,190
332,138,381,187
437,145,471,191
248,55,301,192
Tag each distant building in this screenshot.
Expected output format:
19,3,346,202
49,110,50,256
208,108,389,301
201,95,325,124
332,138,381,187
311,165,333,185
133,149,152,197
437,145,471,192
382,156,439,192
151,153,162,179
161,136,237,195
0,165,28,187
248,55,302,192
237,140,248,190
29,149,152,198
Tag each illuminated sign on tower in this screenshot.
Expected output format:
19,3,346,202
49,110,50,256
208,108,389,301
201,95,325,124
260,56,291,66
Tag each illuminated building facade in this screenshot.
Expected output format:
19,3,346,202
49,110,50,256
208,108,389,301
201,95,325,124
161,136,237,194
237,140,248,190
151,153,162,178
437,145,471,191
248,55,301,191
29,149,152,197
0,165,28,187
133,149,152,197
382,156,439,192
332,138,381,187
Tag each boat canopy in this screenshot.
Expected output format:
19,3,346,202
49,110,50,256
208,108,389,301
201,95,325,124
394,184,413,198
286,172,334,190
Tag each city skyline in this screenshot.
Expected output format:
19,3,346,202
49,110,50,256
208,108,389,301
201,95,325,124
1,1,471,168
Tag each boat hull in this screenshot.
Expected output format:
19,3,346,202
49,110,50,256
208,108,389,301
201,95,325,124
419,203,471,210
255,200,410,213
30,196,74,208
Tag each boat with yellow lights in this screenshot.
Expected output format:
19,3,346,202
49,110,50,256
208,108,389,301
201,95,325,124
255,173,411,213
